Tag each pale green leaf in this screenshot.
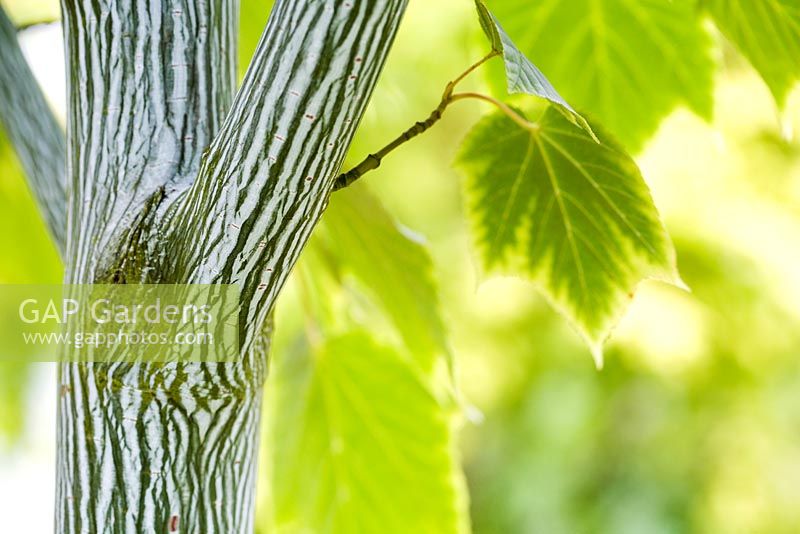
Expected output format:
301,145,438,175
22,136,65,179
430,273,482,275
0,362,28,443
0,0,59,27
264,331,467,534
485,0,714,151
315,186,449,374
704,0,800,107
0,131,61,282
474,0,593,137
455,106,680,365
474,0,502,52
0,130,60,444
239,0,274,80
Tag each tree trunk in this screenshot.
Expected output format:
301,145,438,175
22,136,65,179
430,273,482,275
56,327,273,533
0,0,406,531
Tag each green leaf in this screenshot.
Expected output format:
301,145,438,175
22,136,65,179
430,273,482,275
315,186,449,374
704,0,800,107
264,331,468,534
455,106,680,366
239,0,274,80
0,0,59,27
474,0,593,137
474,0,502,52
0,131,60,445
0,131,61,282
484,0,714,152
0,362,29,443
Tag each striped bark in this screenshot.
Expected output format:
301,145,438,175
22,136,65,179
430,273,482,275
1,0,408,532
162,0,409,355
0,9,67,254
56,325,273,533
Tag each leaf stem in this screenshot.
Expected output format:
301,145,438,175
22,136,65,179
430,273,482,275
443,50,500,99
333,51,502,191
449,92,538,131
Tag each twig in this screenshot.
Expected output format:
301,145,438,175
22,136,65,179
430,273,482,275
444,51,499,99
333,51,504,191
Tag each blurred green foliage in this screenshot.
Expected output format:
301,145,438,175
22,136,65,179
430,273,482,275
0,131,60,442
2,0,800,532
484,0,715,152
703,0,800,108
0,0,58,27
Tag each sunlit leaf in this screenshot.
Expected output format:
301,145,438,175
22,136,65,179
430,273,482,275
474,0,593,137
0,129,60,444
0,133,61,281
474,0,502,52
484,0,714,152
455,106,680,365
264,331,467,534
0,362,28,442
239,0,273,80
315,186,449,374
704,0,800,107
0,0,59,27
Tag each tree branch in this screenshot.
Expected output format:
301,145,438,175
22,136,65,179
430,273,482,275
332,52,520,191
60,0,239,282
162,0,410,354
0,7,67,254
